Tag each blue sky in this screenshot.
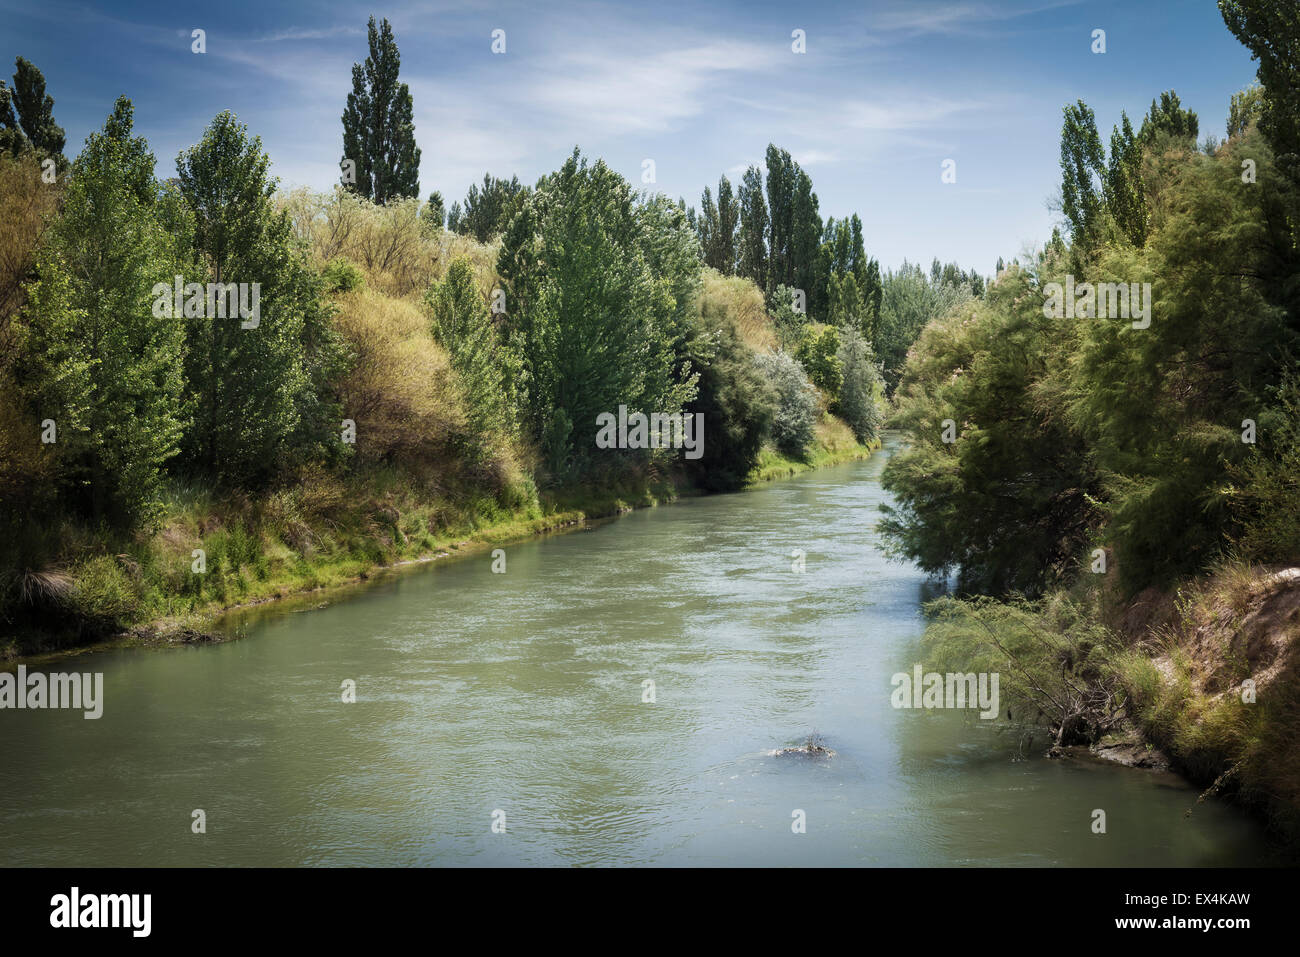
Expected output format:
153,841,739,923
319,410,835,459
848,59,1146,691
1,0,1263,273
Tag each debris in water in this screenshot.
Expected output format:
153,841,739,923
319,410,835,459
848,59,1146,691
770,732,836,758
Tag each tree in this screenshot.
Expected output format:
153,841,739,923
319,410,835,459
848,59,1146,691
1138,90,1199,145
1063,134,1295,589
685,291,775,490
340,16,420,204
874,260,974,395
421,190,445,231
819,215,881,341
427,257,511,441
795,323,842,399
736,165,768,289
496,150,695,477
714,175,739,275
19,97,184,524
791,169,823,312
1105,111,1147,247
177,111,341,485
834,327,883,444
697,175,739,275
452,174,529,242
697,184,718,270
1220,1,1300,181
0,58,65,166
1059,100,1106,248
0,81,18,155
1227,84,1265,139
765,145,797,292
880,268,1100,594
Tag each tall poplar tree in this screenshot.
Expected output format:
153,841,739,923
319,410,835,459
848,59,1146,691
340,16,420,204
736,165,768,290
0,58,65,165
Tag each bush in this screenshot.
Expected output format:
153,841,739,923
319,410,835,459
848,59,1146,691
1225,373,1300,564
834,327,883,444
686,298,776,491
67,555,139,632
331,287,466,466
795,322,842,399
426,257,513,442
321,257,365,294
756,350,818,460
697,268,773,351
767,283,809,349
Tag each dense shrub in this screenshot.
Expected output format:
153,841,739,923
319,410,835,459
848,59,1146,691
834,327,883,444
685,296,776,490
755,350,818,460
795,322,842,399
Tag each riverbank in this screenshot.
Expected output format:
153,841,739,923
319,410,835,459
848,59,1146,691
2,415,875,664
917,563,1300,854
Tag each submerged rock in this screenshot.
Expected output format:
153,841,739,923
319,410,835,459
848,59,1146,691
771,736,836,758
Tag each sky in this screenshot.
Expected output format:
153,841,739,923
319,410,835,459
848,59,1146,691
0,0,1265,274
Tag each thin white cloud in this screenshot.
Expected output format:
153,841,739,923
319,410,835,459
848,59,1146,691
867,0,1085,38
254,25,364,43
523,40,782,134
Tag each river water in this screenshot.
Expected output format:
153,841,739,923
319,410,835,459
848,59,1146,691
0,437,1276,865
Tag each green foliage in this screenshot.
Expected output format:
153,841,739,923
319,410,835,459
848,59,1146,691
340,16,420,203
19,97,185,525
834,327,883,444
451,174,529,242
736,164,768,290
426,257,512,442
497,150,697,478
1060,100,1107,246
1227,83,1265,139
880,267,1100,594
923,594,1124,745
685,292,776,490
421,190,445,232
1105,111,1147,247
756,350,818,460
874,259,975,394
697,175,739,275
767,283,809,349
1225,374,1300,563
1138,90,1200,147
321,257,365,294
177,110,344,486
886,118,1300,598
820,215,882,341
66,555,140,633
1220,1,1300,183
763,145,824,310
1063,131,1294,589
795,323,842,399
0,57,65,165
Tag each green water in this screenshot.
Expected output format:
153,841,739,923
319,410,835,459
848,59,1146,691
0,438,1276,865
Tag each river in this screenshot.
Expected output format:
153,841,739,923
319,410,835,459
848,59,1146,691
0,436,1275,865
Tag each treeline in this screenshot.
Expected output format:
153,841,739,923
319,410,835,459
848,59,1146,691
880,1,1300,597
